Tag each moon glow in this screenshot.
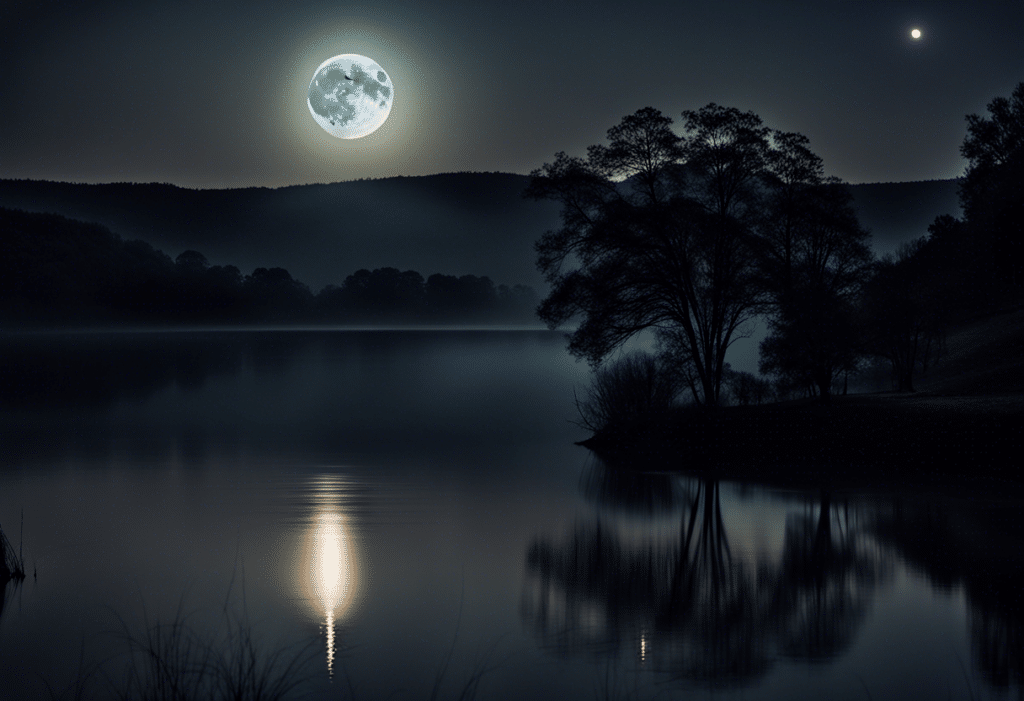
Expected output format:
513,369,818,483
308,54,394,139
910,28,922,39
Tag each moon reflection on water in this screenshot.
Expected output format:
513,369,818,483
299,476,360,677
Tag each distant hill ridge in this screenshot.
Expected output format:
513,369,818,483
0,173,961,292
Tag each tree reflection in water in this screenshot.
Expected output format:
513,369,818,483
773,491,884,663
523,460,885,690
656,479,774,685
871,495,1024,694
579,464,682,516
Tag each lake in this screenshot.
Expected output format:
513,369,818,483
0,330,1021,700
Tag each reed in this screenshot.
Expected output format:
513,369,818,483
38,565,504,700
105,572,320,701
41,581,319,701
426,581,504,701
0,514,27,582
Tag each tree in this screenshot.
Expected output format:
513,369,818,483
755,131,830,299
529,104,869,405
860,240,946,392
958,82,1024,297
174,250,209,273
527,105,770,405
754,133,874,401
496,283,538,321
424,272,497,319
338,267,426,320
960,82,1024,219
722,365,774,406
244,267,314,322
759,283,861,399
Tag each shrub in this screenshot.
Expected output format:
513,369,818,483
575,351,684,431
723,368,775,406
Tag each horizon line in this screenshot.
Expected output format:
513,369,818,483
0,171,965,191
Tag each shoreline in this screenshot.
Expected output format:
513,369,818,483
579,392,1024,489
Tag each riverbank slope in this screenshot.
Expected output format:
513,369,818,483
581,304,1024,488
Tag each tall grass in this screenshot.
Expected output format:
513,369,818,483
1,513,28,581
41,579,504,701
108,596,318,701
425,581,504,701
41,577,320,701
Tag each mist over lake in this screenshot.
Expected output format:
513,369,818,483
5,1,1024,697
2,329,1021,700
0,175,960,293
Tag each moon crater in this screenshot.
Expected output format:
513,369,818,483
308,54,394,139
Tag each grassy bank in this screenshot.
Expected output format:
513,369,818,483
582,305,1024,489
582,394,1022,487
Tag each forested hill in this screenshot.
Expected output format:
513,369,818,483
0,173,960,291
0,207,539,326
845,179,962,256
0,173,561,292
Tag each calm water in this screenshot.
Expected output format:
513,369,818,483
0,330,1021,700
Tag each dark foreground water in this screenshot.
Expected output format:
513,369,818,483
0,330,1021,700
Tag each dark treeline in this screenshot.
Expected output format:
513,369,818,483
530,82,1024,408
0,207,538,326
0,172,562,293
856,82,1024,393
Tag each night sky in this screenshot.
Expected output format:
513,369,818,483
2,0,1022,189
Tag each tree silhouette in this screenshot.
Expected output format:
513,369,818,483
174,249,209,272
912,82,1024,313
959,82,1024,296
759,282,862,400
244,267,314,322
527,106,770,405
0,207,539,326
529,104,869,405
336,267,426,320
424,272,507,320
722,366,773,405
861,240,946,392
753,132,873,400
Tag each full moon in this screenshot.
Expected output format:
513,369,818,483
911,28,922,39
308,54,394,139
